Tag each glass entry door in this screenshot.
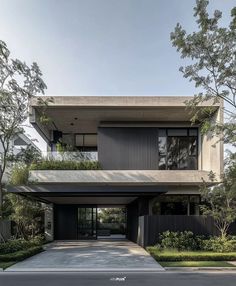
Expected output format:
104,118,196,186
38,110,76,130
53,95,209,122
78,207,97,239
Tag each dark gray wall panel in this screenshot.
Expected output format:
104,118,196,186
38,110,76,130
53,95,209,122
54,205,77,240
98,127,158,170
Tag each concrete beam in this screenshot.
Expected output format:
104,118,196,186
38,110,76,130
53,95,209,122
28,170,217,185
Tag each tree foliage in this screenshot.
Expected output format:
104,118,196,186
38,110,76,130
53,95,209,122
200,153,236,238
98,208,126,224
5,194,44,240
170,0,236,144
0,40,47,217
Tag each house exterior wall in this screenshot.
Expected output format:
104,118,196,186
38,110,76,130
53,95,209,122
7,96,224,242
98,127,159,170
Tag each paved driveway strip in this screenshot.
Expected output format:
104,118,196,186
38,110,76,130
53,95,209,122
6,240,164,272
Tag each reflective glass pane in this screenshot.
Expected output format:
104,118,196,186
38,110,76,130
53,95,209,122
158,156,166,170
189,137,197,155
158,137,167,156
188,156,198,169
167,137,179,170
178,137,188,169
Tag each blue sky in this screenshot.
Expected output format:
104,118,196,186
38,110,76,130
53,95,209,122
0,0,235,150
0,0,235,96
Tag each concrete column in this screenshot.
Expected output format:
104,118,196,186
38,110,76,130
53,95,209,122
44,203,54,241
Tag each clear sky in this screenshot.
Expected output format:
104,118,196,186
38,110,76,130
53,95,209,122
0,0,235,149
1,0,235,96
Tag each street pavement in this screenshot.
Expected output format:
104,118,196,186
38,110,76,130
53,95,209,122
1,271,236,286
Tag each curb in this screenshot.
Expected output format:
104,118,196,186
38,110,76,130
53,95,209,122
4,268,165,273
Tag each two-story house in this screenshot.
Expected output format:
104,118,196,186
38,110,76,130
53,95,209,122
9,96,223,245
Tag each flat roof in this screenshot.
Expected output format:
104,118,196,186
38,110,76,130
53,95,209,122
31,95,219,108
30,96,221,139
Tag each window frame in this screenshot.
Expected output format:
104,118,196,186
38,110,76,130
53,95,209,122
158,128,198,170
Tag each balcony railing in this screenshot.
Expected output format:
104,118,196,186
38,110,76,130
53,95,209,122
41,151,98,162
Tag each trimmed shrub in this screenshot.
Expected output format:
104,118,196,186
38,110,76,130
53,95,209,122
201,237,236,253
156,231,236,253
0,237,44,255
0,246,43,262
146,247,236,261
157,231,202,251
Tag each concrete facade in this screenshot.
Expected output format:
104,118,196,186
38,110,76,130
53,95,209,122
9,96,224,243
28,170,217,185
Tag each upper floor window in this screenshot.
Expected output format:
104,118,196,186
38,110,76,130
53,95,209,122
75,134,97,152
158,128,198,170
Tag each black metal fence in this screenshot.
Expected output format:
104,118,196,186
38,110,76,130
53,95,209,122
137,215,236,247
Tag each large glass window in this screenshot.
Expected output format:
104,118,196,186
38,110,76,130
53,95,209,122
158,128,198,170
152,195,200,215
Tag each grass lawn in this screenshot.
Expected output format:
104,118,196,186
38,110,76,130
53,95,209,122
0,261,16,269
159,261,236,267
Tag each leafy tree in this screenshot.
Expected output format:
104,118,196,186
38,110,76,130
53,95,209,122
200,154,236,238
170,0,236,144
11,145,42,166
171,0,236,237
98,208,126,224
0,40,47,218
6,194,44,239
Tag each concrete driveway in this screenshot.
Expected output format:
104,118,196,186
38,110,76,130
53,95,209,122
6,240,164,272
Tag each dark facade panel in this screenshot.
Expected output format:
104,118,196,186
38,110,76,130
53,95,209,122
54,205,77,240
98,127,158,170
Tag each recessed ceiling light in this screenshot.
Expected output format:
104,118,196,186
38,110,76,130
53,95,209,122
74,117,78,120
70,123,74,126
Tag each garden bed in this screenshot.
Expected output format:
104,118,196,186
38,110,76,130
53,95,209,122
146,247,236,262
159,261,236,267
0,246,43,269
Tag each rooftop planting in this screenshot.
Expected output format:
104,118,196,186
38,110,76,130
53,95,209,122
30,160,101,170
9,160,102,186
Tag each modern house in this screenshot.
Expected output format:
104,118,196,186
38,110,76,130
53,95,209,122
9,96,223,245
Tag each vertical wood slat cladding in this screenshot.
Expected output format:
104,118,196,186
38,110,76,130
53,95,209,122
139,215,236,247
54,205,77,240
98,127,158,170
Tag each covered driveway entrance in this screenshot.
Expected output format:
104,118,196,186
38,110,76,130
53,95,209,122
54,205,127,240
6,240,164,272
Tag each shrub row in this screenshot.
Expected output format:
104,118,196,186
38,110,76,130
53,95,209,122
0,246,43,262
156,231,236,252
30,160,102,170
146,247,236,261
0,237,44,254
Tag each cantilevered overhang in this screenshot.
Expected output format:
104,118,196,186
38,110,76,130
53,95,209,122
7,170,216,205
29,96,220,140
7,170,215,198
27,170,213,185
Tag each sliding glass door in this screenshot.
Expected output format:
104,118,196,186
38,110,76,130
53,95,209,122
78,207,97,239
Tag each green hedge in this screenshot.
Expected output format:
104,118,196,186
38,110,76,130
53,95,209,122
0,237,44,254
30,160,102,170
146,247,236,261
0,246,43,262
